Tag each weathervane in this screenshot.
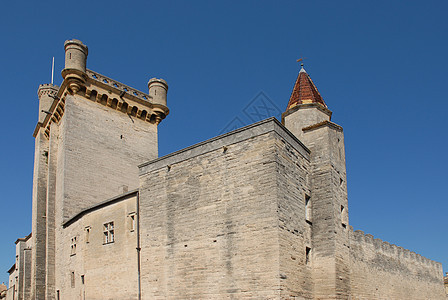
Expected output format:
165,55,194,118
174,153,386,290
297,57,307,67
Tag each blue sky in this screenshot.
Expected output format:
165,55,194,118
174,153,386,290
0,0,447,284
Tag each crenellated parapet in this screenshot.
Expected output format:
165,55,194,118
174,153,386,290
37,84,58,99
349,226,441,269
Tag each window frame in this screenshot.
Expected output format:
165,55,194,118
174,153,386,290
103,222,115,244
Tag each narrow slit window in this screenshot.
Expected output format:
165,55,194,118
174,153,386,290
305,194,312,224
85,226,91,244
306,247,311,265
341,205,347,228
129,213,136,232
71,271,75,288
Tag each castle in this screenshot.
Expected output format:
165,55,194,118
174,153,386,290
4,39,446,299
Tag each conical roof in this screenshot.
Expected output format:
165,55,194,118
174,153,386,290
286,65,327,111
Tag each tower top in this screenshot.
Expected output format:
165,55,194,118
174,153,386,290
64,39,88,56
286,65,327,111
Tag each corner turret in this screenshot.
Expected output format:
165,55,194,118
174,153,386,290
37,84,58,124
148,78,168,124
61,39,88,94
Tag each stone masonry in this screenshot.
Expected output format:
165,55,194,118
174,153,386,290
4,40,446,299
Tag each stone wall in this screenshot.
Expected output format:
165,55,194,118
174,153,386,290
5,236,32,300
50,89,158,298
444,274,448,295
349,227,445,299
31,130,49,300
139,118,312,299
56,192,138,300
274,134,313,299
60,93,158,222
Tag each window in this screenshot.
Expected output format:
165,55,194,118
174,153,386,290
341,205,347,228
128,213,136,232
85,226,91,243
70,237,77,255
305,194,312,224
71,271,75,288
306,247,311,265
81,275,85,285
103,222,114,244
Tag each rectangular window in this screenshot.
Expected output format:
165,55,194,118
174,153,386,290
305,194,312,224
103,222,115,244
71,271,75,288
70,237,77,255
81,275,85,285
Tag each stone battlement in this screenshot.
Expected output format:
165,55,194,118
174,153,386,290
86,69,151,103
37,83,58,98
349,226,440,268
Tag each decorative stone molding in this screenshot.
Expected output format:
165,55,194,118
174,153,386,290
302,120,343,132
37,84,58,98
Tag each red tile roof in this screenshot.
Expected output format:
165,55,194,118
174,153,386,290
286,65,327,111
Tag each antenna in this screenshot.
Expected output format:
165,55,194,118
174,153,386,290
51,57,54,85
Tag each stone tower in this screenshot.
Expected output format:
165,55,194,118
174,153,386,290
30,39,169,299
282,64,350,298
31,83,59,300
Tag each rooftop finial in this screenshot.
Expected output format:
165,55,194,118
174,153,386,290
297,57,307,73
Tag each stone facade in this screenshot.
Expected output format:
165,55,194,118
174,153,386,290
350,230,444,299
6,235,32,300
444,273,448,296
4,39,446,299
58,191,138,300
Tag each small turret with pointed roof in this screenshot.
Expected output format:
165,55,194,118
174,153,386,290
282,63,332,143
286,63,327,111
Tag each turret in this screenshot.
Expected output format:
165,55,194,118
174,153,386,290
37,84,58,124
282,64,332,144
148,78,168,106
148,78,168,124
61,39,88,94
282,64,350,299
